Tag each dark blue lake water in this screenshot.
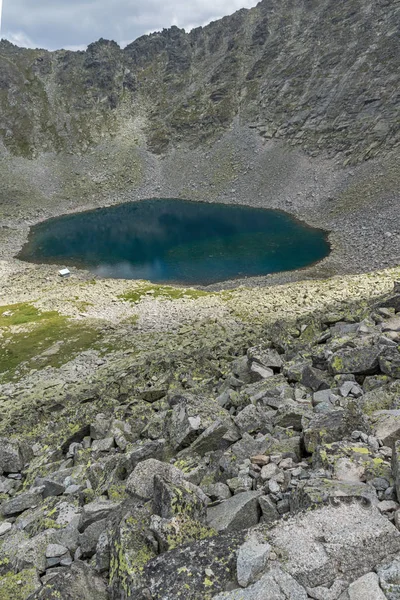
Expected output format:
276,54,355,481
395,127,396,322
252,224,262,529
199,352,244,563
18,199,330,285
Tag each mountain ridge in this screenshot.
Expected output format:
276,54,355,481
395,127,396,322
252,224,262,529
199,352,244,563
0,0,399,161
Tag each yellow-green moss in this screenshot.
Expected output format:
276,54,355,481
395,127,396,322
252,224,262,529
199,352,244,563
0,303,58,328
0,312,101,381
0,569,39,600
119,284,211,303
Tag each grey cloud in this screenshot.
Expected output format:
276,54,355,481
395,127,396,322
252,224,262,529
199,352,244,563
2,0,259,50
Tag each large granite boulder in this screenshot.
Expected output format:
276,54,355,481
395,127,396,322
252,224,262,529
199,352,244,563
207,491,262,532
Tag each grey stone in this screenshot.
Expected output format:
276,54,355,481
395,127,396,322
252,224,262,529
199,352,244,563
90,414,111,440
169,405,202,450
35,477,66,498
249,362,274,381
301,366,332,392
269,503,400,588
274,402,311,431
207,490,261,532
259,495,279,523
392,440,400,502
15,529,56,573
78,499,119,532
247,347,283,370
0,438,24,474
378,500,398,513
303,407,369,454
1,490,42,517
291,478,378,512
188,420,231,456
348,572,386,600
329,347,381,376
377,559,400,599
313,389,334,405
153,474,208,521
214,567,308,599
79,519,107,558
203,482,231,501
126,458,186,500
96,531,110,573
91,437,115,452
125,439,166,471
46,543,69,558
306,580,349,600
260,463,279,481
237,539,271,587
383,317,400,332
234,404,270,435
379,347,400,379
55,516,80,553
0,522,12,536
29,560,109,599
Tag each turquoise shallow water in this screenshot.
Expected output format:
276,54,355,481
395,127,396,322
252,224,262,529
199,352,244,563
18,199,330,285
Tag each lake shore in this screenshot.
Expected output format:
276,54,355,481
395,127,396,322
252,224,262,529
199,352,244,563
0,129,399,293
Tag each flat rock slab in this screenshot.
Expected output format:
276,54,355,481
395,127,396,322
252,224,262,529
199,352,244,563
214,567,308,599
371,410,400,446
207,491,262,532
267,502,400,588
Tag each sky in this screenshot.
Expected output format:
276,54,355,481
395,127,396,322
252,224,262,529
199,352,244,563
0,0,259,51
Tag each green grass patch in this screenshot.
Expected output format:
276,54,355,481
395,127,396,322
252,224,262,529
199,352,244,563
0,303,59,327
119,283,211,303
0,308,101,381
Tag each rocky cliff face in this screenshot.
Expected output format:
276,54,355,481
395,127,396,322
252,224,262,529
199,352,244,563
0,0,399,162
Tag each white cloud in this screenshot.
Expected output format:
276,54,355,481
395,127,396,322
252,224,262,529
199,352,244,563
3,30,36,48
2,0,260,50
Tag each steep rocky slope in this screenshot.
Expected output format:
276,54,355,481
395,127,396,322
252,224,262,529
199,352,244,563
0,0,399,160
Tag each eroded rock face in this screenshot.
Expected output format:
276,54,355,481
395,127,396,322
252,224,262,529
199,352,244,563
0,0,398,161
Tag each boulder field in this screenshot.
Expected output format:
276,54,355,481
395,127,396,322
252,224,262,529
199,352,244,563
1,280,400,599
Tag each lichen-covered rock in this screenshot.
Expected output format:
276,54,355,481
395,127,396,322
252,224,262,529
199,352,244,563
379,347,400,379
78,500,120,532
290,479,378,513
0,568,41,600
169,405,202,451
187,420,234,456
392,440,400,503
329,347,381,376
303,407,369,454
14,529,56,573
108,504,156,599
300,366,333,392
153,474,208,521
313,441,391,483
1,490,43,518
126,459,186,500
29,560,109,599
377,558,400,600
122,529,246,599
268,503,400,588
371,410,400,447
0,438,25,475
